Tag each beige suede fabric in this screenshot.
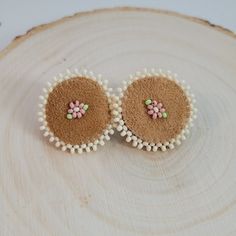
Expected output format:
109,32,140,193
46,77,111,145
122,77,190,143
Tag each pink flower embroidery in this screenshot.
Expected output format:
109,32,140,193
144,98,168,120
66,100,89,120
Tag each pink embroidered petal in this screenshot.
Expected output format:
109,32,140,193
72,112,77,118
66,100,89,120
69,102,75,108
145,98,167,120
152,113,157,119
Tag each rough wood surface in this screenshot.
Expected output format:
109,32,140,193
1,7,236,236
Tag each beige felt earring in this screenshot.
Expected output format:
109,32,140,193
38,68,115,154
112,68,197,152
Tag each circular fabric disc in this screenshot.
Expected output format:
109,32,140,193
45,77,111,145
121,76,190,143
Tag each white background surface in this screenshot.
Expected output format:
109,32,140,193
0,0,236,51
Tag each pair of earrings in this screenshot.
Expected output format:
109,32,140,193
38,68,197,154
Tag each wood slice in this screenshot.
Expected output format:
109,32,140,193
1,7,236,236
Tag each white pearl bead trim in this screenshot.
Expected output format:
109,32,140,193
38,68,114,154
113,68,197,152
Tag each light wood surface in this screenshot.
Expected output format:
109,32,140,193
1,7,236,236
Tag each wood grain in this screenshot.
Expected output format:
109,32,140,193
1,7,236,236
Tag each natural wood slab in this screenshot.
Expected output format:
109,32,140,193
1,7,236,236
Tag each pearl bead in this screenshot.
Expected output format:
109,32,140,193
132,141,138,147
170,138,175,143
113,103,118,108
153,146,158,152
117,125,123,131
126,136,132,142
100,140,105,146
161,146,167,152
137,139,142,143
123,126,128,131
78,148,83,154
119,120,125,125
40,126,45,130
109,129,114,135
176,140,181,145
55,142,60,147
61,146,67,152
146,145,151,151
112,110,118,116
114,117,120,122
137,143,143,149
49,137,54,142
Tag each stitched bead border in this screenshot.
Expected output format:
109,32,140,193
38,69,115,154
112,68,197,152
